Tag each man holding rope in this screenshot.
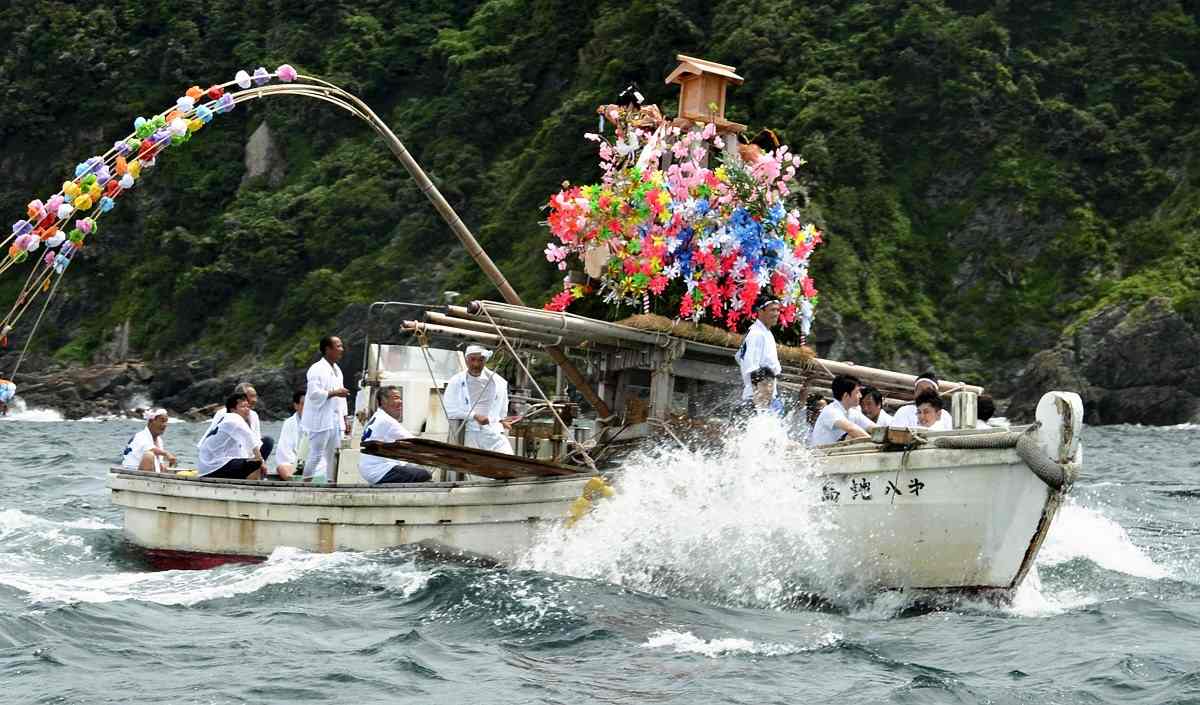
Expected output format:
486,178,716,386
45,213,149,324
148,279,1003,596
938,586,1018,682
445,344,514,455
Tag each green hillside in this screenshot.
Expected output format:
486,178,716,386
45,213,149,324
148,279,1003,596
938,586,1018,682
2,0,1198,386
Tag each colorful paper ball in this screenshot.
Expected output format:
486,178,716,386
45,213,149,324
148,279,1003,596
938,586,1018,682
277,64,297,82
235,70,251,89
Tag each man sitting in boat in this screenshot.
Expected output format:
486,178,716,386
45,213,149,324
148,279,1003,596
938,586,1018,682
976,394,997,429
198,382,274,463
359,386,433,484
914,391,945,428
121,408,177,472
890,372,953,430
810,374,872,445
197,393,265,480
444,345,514,454
273,390,306,480
734,297,784,415
857,386,893,428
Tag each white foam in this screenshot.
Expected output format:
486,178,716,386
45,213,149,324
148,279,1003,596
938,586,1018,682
0,399,64,422
520,414,833,609
0,547,432,606
0,508,118,537
641,628,840,658
1039,499,1168,579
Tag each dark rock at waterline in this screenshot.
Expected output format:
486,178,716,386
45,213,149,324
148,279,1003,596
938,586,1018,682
1010,297,1200,425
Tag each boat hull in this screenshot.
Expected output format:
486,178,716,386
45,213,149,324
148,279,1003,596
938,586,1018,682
108,471,594,566
814,444,1063,590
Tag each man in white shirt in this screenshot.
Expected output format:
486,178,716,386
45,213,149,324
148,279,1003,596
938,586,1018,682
444,345,514,454
121,408,177,472
198,393,264,479
914,391,946,429
198,382,274,461
734,297,784,415
273,390,306,480
857,386,893,429
976,394,996,429
810,374,872,446
301,335,351,482
891,372,953,430
359,386,433,484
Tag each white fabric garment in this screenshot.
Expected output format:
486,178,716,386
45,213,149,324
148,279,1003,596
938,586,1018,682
198,408,261,447
122,427,163,471
358,408,416,484
197,413,261,476
735,320,782,401
444,368,513,455
305,428,341,481
811,400,863,446
853,407,893,430
301,358,347,433
274,413,305,469
975,419,993,429
890,405,953,430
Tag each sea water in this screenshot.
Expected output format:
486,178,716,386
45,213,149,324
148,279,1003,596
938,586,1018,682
0,412,1196,704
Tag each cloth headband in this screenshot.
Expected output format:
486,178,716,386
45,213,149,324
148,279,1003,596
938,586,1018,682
914,377,939,392
464,344,493,359
145,408,168,420
754,298,782,311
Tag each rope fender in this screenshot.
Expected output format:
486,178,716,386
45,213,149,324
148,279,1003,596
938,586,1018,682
932,424,1078,491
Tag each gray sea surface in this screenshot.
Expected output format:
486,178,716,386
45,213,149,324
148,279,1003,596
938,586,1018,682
0,409,1197,704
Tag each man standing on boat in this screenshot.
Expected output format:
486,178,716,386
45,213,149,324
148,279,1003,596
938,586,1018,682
735,297,784,415
301,335,351,482
445,345,514,454
359,386,433,484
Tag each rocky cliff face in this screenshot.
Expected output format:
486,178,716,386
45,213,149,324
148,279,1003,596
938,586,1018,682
1010,297,1200,425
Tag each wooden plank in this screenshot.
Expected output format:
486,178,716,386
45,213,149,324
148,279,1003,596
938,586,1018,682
362,438,587,480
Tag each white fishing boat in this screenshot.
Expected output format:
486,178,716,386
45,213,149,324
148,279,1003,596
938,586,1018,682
0,55,1074,593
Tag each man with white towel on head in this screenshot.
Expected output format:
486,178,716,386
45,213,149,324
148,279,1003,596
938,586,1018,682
890,371,953,430
301,335,351,482
444,344,514,455
122,408,177,473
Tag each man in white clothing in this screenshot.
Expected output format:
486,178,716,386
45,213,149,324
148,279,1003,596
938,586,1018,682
273,390,306,480
198,382,275,461
198,393,264,479
810,374,872,446
857,386,893,429
734,297,784,415
359,387,433,484
890,372,953,430
301,335,351,482
121,408,177,472
444,345,514,454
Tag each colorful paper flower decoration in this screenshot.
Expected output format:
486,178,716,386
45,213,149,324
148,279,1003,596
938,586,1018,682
541,106,822,335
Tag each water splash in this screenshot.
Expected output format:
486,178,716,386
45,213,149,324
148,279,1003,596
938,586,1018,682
0,398,64,422
520,415,834,609
0,546,432,606
640,628,841,658
1039,499,1168,579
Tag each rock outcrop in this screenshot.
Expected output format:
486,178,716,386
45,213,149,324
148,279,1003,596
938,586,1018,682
1010,297,1200,425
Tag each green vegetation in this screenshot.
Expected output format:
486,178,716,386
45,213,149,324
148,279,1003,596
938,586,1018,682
2,0,1198,381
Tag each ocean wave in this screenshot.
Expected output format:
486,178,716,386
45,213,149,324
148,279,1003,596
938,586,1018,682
640,628,841,658
0,546,433,606
1039,500,1169,579
0,404,65,422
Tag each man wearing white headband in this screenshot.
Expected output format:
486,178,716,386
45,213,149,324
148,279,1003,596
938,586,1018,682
444,344,514,455
890,371,953,430
122,408,177,472
734,296,784,414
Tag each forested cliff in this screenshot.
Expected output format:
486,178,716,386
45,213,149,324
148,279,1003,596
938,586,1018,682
2,0,1198,423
